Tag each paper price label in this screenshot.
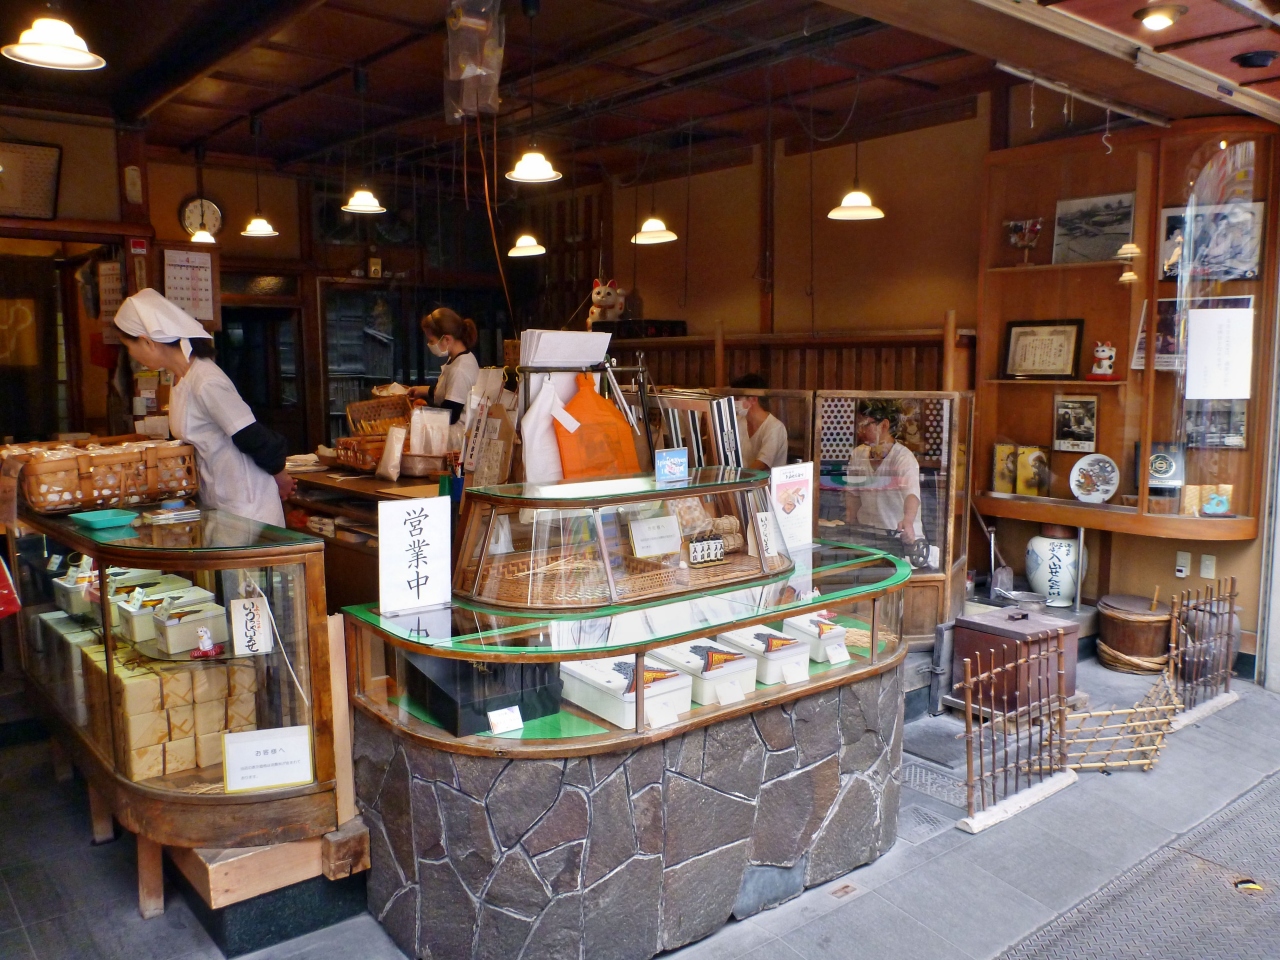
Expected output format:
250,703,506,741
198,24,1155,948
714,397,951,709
644,700,679,729
781,661,809,685
715,680,745,705
46,554,63,572
825,643,851,665
487,705,524,735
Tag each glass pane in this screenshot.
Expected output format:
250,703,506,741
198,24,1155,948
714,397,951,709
471,466,765,502
31,509,318,553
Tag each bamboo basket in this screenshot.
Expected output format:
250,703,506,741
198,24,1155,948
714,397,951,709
335,435,385,472
20,441,199,514
346,396,413,436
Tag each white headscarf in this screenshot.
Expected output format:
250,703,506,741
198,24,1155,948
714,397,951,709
114,289,213,359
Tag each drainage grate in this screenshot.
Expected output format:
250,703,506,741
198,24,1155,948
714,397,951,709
901,760,969,808
1002,773,1280,960
897,803,955,844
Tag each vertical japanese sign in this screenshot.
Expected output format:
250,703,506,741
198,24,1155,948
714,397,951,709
378,496,452,616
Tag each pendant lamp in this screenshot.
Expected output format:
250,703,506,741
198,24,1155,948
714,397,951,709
241,116,279,237
631,179,677,244
828,141,884,221
506,8,561,183
508,234,546,257
3,16,104,71
343,68,385,213
191,147,216,244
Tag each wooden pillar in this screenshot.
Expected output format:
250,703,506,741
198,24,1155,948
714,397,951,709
298,179,327,450
758,141,775,334
115,126,150,226
942,309,958,391
137,834,165,918
714,319,726,387
87,784,115,844
989,82,1011,153
49,738,72,783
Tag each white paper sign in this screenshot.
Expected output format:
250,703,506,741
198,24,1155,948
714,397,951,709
229,596,273,656
715,680,745,705
771,462,814,551
378,497,452,617
46,554,63,571
223,726,314,793
629,515,684,558
1185,307,1253,399
644,700,679,729
781,661,809,685
487,705,524,735
749,512,780,558
826,643,851,665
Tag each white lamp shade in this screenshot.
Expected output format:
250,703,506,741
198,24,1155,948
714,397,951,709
631,217,677,244
190,228,217,244
1115,242,1141,260
1118,266,1139,283
828,190,885,220
506,151,562,183
1135,5,1186,30
2,18,105,70
508,234,546,257
241,216,279,238
342,188,386,213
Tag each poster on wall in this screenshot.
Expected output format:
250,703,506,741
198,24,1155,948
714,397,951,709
163,248,214,322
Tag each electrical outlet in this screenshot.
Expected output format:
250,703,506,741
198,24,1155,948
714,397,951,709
1175,550,1191,578
1200,554,1216,579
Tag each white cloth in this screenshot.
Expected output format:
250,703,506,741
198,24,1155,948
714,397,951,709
741,413,789,469
114,289,212,359
434,351,480,407
169,359,285,526
846,442,923,539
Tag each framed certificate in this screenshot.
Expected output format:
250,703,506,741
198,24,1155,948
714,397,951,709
1002,319,1084,380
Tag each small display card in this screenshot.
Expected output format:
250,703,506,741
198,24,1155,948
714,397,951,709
378,496,452,617
782,661,809,685
46,554,63,572
715,680,745,705
629,515,684,558
645,700,679,729
655,447,690,483
223,726,314,793
825,643,851,665
770,462,814,552
487,706,524,735
229,596,273,656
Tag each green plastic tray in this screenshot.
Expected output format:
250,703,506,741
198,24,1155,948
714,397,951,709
68,509,139,529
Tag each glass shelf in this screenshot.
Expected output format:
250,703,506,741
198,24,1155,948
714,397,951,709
468,467,767,504
26,508,319,553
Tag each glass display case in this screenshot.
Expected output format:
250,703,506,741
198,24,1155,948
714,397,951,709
454,468,793,611
6,508,342,853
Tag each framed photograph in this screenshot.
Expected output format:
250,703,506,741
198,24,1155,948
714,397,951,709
0,140,62,220
1003,319,1084,380
1052,193,1135,264
1132,296,1253,371
1053,395,1097,452
1185,399,1247,449
1159,202,1264,281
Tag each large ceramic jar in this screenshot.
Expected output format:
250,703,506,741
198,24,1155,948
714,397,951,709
1026,524,1087,607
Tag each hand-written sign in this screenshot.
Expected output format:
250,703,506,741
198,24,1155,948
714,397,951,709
378,496,451,616
230,596,273,656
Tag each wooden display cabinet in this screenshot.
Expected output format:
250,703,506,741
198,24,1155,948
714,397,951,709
973,119,1278,540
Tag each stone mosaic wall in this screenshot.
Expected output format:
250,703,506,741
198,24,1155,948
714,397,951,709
354,664,902,960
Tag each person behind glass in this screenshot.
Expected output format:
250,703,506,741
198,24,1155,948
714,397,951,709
730,373,789,470
844,399,923,552
408,308,480,424
113,289,294,526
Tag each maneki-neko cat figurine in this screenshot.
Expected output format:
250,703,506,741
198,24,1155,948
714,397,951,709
1085,341,1123,381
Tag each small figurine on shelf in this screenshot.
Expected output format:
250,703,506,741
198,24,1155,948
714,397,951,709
1004,217,1044,264
190,625,225,660
586,279,625,330
1086,341,1123,381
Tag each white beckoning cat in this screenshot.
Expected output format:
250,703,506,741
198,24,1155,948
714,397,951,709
586,279,625,329
1088,341,1117,378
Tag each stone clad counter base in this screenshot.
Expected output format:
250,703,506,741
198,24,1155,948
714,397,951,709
354,665,904,960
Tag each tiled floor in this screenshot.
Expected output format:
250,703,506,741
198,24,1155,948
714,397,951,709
1,659,1275,960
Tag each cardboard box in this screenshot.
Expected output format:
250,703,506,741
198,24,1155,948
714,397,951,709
155,664,193,709
168,705,194,740
125,743,164,782
154,603,228,656
119,710,169,750
196,731,222,768
110,666,162,717
227,661,258,697
119,585,211,641
164,737,195,775
195,698,226,736
192,663,228,704
225,692,256,730
229,723,257,733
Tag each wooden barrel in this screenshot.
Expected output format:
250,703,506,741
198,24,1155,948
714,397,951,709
1097,594,1171,670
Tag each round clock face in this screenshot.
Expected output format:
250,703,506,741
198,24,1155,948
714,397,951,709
179,197,222,236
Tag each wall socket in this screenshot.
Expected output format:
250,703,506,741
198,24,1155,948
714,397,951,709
1200,554,1217,579
1175,551,1191,578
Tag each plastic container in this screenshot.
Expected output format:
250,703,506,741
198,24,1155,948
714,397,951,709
782,612,848,662
88,574,193,627
716,626,810,685
68,509,139,529
54,567,160,618
649,639,759,704
561,655,692,728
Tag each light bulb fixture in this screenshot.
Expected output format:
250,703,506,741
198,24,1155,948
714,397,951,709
631,217,677,244
342,188,386,214
191,145,216,245
1115,242,1141,261
1118,265,1139,283
241,116,279,237
1133,4,1187,30
828,141,885,220
2,17,104,71
505,6,561,183
190,228,217,244
508,234,546,257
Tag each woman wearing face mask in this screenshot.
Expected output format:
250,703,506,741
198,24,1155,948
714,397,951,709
729,373,789,470
844,399,922,550
113,289,294,526
408,308,480,424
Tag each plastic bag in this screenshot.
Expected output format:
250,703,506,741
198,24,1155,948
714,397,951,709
554,373,641,480
520,374,565,484
376,425,408,482
410,406,452,456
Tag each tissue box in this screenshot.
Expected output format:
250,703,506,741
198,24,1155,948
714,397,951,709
649,639,758,704
717,627,810,685
783,611,849,663
561,655,692,729
154,603,228,655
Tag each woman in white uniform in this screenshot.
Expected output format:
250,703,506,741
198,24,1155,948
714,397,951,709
113,289,294,526
408,308,480,423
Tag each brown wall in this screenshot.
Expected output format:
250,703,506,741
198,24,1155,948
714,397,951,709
0,113,119,222
148,162,302,260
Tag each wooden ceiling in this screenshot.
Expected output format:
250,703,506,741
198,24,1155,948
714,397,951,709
1,0,1008,180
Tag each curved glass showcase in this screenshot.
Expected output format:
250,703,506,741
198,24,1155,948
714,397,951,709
454,468,793,611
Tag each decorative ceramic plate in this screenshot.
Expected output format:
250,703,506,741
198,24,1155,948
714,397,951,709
1069,453,1120,503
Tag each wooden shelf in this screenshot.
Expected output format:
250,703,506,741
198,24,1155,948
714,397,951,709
974,492,1257,539
982,379,1129,387
986,261,1121,274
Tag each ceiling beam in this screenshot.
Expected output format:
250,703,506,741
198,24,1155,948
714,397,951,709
111,0,330,121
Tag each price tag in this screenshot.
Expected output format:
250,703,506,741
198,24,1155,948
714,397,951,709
46,555,64,572
122,587,145,613
715,680,745,705
644,700,679,729
782,661,809,685
487,705,524,735
825,643,851,665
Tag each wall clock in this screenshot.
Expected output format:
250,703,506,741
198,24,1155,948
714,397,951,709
179,196,222,237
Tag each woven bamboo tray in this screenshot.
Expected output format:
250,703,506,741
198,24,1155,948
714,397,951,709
335,435,385,472
346,395,413,436
20,441,198,514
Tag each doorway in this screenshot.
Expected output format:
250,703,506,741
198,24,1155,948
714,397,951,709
215,306,304,453
0,255,66,442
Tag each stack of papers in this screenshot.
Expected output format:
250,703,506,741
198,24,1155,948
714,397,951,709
142,505,201,524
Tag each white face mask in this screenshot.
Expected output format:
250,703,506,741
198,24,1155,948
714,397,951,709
734,400,750,419
428,338,450,358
